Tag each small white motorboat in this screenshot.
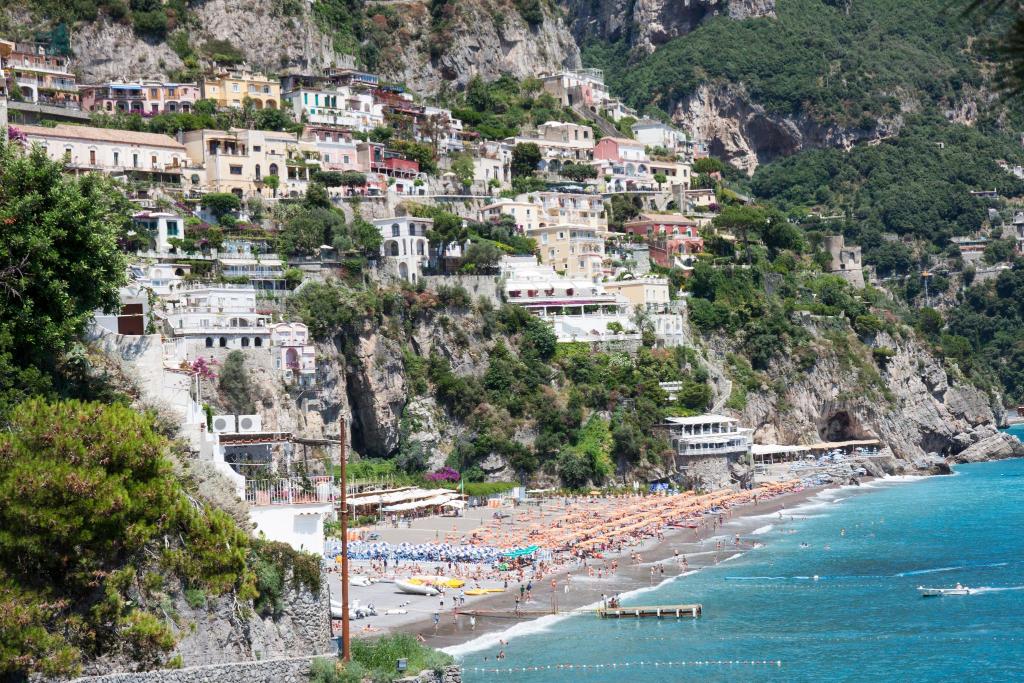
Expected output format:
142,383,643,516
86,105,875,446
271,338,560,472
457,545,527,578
918,584,972,597
396,579,440,596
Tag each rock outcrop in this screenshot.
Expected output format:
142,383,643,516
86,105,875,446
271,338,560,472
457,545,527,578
374,0,580,95
559,0,774,54
722,321,1023,471
672,83,900,174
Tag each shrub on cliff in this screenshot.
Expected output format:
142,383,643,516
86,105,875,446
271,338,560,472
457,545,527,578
0,399,258,677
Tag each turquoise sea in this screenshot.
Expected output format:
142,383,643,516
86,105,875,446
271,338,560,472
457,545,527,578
454,456,1024,682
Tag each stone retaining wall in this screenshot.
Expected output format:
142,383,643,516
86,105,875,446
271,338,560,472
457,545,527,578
67,656,328,683
66,660,462,683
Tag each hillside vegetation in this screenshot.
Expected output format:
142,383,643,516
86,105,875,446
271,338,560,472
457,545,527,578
584,0,1010,127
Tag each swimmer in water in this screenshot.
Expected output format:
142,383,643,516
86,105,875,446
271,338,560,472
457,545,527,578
841,528,846,536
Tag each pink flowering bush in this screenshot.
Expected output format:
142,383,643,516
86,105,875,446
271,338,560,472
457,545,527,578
425,467,460,482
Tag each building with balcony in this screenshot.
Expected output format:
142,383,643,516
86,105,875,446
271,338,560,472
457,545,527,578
631,119,687,151
303,125,360,171
601,277,671,310
201,69,279,109
528,224,606,280
479,198,540,232
181,128,303,198
161,284,271,358
269,321,316,385
541,68,610,109
283,85,384,131
219,256,288,292
374,215,432,282
133,210,185,253
518,191,608,232
661,414,754,487
2,41,79,108
80,81,200,115
18,124,186,182
507,121,596,172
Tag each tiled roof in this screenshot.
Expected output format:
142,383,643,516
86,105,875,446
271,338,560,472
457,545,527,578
19,124,186,150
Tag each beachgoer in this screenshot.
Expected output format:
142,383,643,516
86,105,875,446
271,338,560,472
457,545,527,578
497,650,506,660
432,612,440,630
470,615,476,630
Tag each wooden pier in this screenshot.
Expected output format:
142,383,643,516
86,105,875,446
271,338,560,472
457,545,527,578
596,604,702,619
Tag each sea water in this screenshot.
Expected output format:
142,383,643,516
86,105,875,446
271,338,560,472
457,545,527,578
454,459,1024,682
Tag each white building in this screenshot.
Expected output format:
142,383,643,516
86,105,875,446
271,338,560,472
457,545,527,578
283,86,384,131
19,124,186,183
661,415,754,487
133,210,185,253
162,284,271,358
631,119,686,152
374,215,432,282
269,321,316,385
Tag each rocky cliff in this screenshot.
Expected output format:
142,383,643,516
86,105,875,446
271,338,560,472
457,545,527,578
714,317,1024,473
370,0,580,95
6,0,579,93
559,0,774,54
671,82,902,174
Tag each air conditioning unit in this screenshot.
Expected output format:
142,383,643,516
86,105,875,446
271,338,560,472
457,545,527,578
212,415,236,433
237,414,262,433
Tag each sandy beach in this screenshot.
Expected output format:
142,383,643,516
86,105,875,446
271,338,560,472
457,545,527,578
327,482,834,652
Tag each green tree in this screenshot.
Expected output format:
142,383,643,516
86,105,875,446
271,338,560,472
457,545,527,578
460,242,503,273
424,209,467,274
511,143,542,178
201,192,242,220
218,351,256,413
0,137,128,411
312,170,345,187
561,163,598,182
278,207,344,256
451,153,476,188
340,170,367,187
713,205,767,263
653,171,667,190
264,174,280,197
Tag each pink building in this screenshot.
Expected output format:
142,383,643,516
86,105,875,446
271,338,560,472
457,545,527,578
623,214,701,241
269,322,316,385
80,81,201,115
594,137,647,163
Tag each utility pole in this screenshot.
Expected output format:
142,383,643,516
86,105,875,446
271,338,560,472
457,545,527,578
339,413,351,662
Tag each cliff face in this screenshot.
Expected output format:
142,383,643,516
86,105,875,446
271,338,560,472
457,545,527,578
672,83,901,174
371,0,580,94
14,0,578,93
714,319,1023,471
559,0,774,54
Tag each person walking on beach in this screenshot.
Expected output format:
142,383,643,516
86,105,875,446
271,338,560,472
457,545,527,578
433,612,440,631
519,584,525,600
514,596,521,615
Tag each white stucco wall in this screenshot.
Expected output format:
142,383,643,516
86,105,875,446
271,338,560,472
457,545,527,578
249,504,332,555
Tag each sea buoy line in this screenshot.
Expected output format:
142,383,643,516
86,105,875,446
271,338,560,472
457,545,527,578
622,634,1024,644
466,659,783,674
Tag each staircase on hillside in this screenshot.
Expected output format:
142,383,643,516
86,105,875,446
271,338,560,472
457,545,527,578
571,102,623,138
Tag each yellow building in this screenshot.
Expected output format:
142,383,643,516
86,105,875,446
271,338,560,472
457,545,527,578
528,224,606,280
181,128,315,198
601,277,671,310
201,69,280,110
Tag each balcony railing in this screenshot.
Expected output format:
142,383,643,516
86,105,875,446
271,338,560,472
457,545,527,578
245,476,335,506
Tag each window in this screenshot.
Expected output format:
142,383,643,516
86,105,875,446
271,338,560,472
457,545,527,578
219,337,227,347
151,155,157,167
89,150,96,165
255,164,261,180
241,337,250,348
132,153,139,168
391,224,400,237
269,163,278,176
254,337,262,347
166,221,179,237
205,337,213,348
253,145,261,152
232,83,240,93
229,165,243,175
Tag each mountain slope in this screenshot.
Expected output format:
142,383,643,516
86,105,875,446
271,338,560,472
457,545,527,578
579,0,1013,171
